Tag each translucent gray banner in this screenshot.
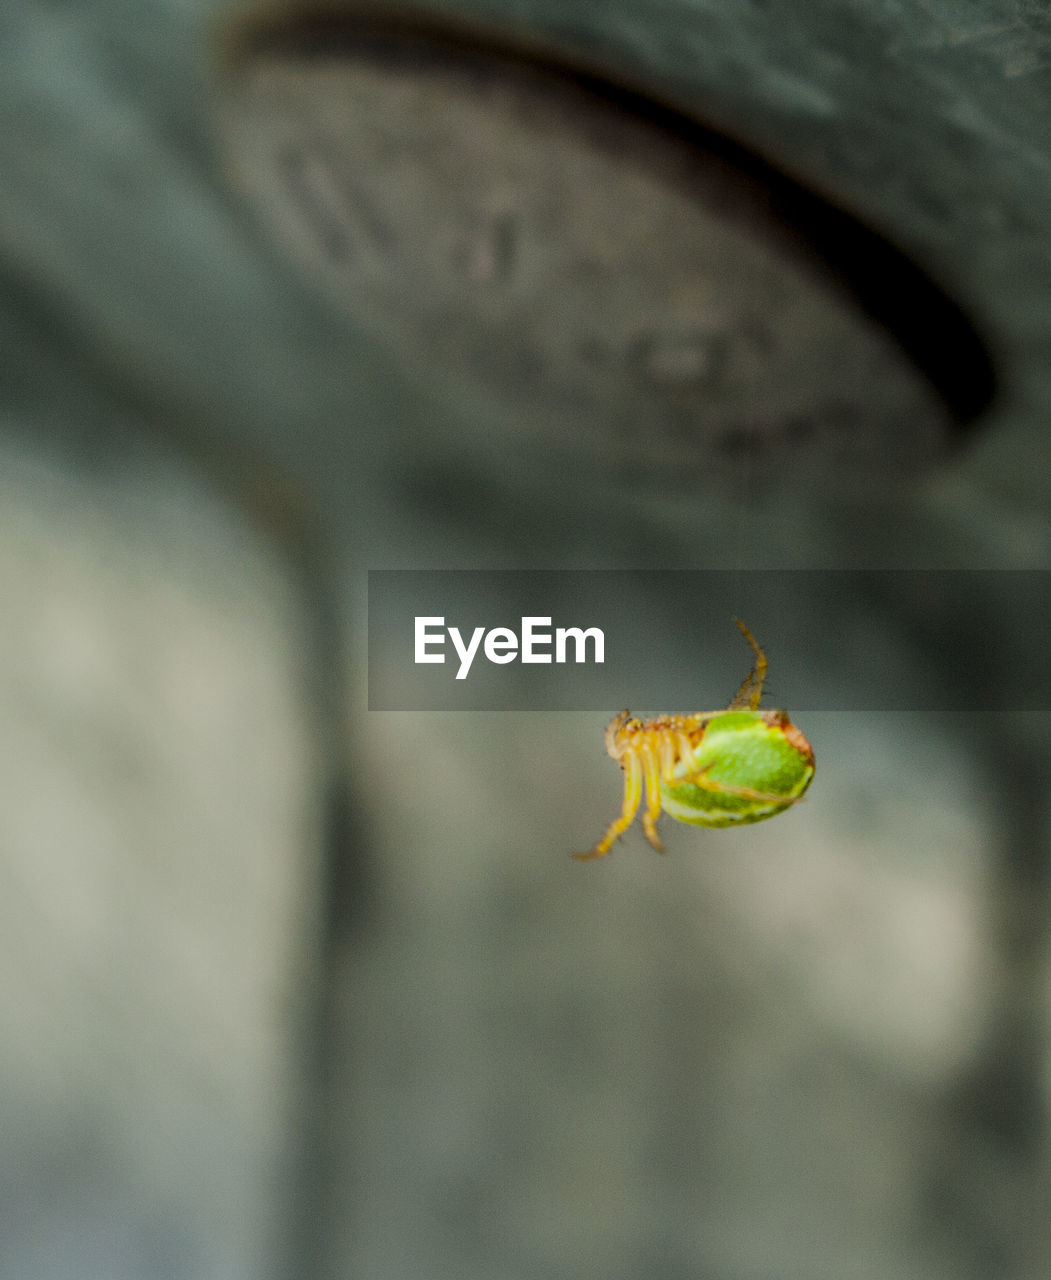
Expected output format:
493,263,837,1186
367,570,1050,711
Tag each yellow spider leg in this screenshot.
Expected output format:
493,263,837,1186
573,748,644,860
640,747,666,854
659,734,685,784
675,760,807,804
675,731,697,774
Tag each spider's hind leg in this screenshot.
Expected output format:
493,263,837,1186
673,759,807,804
728,667,759,710
729,618,768,710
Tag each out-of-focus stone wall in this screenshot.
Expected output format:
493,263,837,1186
2,3,1051,1280
0,440,317,1280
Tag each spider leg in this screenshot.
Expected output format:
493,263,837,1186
640,747,666,854
732,618,768,710
658,733,687,785
573,749,643,860
674,760,807,804
674,732,695,773
728,667,758,710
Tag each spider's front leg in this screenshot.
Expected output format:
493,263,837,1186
573,749,643,860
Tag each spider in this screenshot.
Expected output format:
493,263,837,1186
574,618,814,859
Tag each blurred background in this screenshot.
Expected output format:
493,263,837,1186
1,2,1050,1278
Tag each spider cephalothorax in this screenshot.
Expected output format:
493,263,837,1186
575,619,815,859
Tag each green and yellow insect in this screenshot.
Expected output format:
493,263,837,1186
574,619,815,859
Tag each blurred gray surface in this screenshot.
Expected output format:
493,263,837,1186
0,442,316,1280
217,20,967,497
1,3,1051,1280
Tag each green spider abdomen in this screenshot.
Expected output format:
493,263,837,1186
660,710,815,828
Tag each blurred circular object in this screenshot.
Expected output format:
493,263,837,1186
216,4,995,494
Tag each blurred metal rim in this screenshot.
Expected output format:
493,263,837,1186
214,2,996,496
